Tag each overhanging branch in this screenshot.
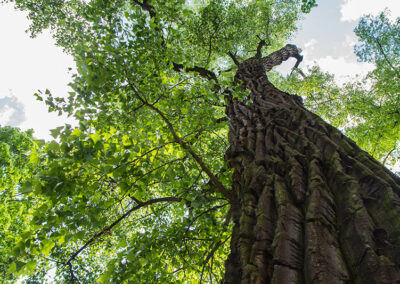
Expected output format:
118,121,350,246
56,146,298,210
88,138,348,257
172,63,218,83
65,196,182,266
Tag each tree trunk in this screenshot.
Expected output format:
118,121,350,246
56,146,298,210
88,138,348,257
223,59,400,283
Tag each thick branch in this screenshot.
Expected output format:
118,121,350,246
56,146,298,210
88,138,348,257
173,63,218,83
228,52,241,66
261,44,303,72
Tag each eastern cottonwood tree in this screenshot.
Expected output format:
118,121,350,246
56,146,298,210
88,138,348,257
2,0,400,283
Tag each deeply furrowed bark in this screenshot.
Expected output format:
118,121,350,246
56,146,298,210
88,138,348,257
223,59,400,283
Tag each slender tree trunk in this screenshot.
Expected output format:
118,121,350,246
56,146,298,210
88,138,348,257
223,59,400,283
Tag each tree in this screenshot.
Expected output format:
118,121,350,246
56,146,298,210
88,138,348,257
352,10,400,166
2,1,400,283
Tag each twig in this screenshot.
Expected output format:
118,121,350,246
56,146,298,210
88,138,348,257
199,236,230,283
68,262,80,283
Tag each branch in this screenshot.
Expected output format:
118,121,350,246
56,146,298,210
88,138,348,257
126,79,232,200
132,0,165,47
132,0,156,18
255,35,266,59
382,145,396,166
132,157,186,187
184,203,228,237
68,262,80,283
261,44,303,72
215,117,228,123
65,196,181,265
172,63,218,83
228,52,240,66
199,235,230,283
290,67,306,78
375,38,400,79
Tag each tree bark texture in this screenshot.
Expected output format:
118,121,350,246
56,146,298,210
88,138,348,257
223,59,400,283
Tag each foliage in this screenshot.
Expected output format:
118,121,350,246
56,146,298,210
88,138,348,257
1,0,305,282
300,0,317,13
353,11,400,165
0,126,44,282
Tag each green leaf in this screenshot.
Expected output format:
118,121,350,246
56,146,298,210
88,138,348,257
29,150,39,164
41,240,55,257
7,262,17,275
50,126,64,138
20,182,33,194
71,128,82,136
22,261,37,274
122,135,131,146
47,141,59,151
90,133,101,144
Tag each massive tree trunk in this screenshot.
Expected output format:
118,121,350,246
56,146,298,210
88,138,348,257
223,58,400,283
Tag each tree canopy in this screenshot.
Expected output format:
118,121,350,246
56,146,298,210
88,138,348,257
1,0,399,283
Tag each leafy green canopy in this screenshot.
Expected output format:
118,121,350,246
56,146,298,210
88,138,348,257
1,0,304,282
353,11,400,164
0,126,45,282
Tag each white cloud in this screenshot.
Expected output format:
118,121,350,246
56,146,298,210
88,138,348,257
304,38,318,49
0,96,26,126
316,55,374,84
0,3,77,140
343,34,357,49
341,0,400,22
0,105,15,125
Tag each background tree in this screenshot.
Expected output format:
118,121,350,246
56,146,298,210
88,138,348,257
273,10,400,168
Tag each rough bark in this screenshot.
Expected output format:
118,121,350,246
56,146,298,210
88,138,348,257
223,58,400,283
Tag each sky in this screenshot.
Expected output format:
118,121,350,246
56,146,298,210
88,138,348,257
0,0,400,141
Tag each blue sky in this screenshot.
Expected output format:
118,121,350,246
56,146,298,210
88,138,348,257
0,0,399,140
278,0,399,80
